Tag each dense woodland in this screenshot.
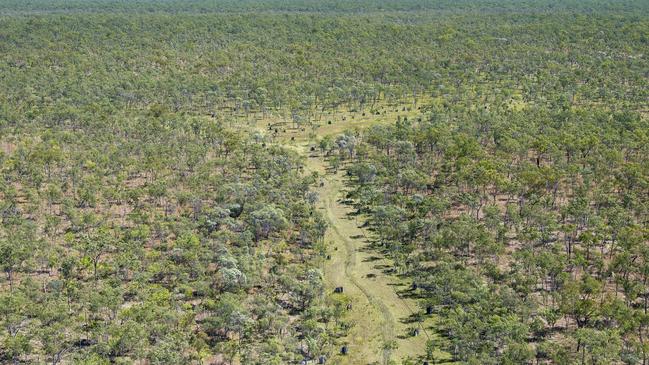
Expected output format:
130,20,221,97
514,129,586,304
341,106,648,364
0,0,648,364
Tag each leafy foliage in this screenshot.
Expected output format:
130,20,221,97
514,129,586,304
0,0,648,363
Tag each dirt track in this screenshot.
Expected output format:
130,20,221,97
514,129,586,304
305,150,449,365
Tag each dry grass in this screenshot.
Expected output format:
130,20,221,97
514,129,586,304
268,96,455,364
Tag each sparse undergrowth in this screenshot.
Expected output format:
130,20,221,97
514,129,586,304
1,1,648,364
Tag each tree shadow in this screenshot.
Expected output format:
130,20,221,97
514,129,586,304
399,313,424,325
337,198,355,206
345,210,362,217
398,290,428,300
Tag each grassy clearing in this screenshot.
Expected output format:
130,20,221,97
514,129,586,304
241,97,430,144
309,157,453,365
239,98,452,364
293,115,453,365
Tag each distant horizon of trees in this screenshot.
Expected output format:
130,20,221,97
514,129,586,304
2,0,649,14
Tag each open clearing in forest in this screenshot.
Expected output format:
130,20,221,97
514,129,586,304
226,96,430,144
244,98,453,364
304,149,453,365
